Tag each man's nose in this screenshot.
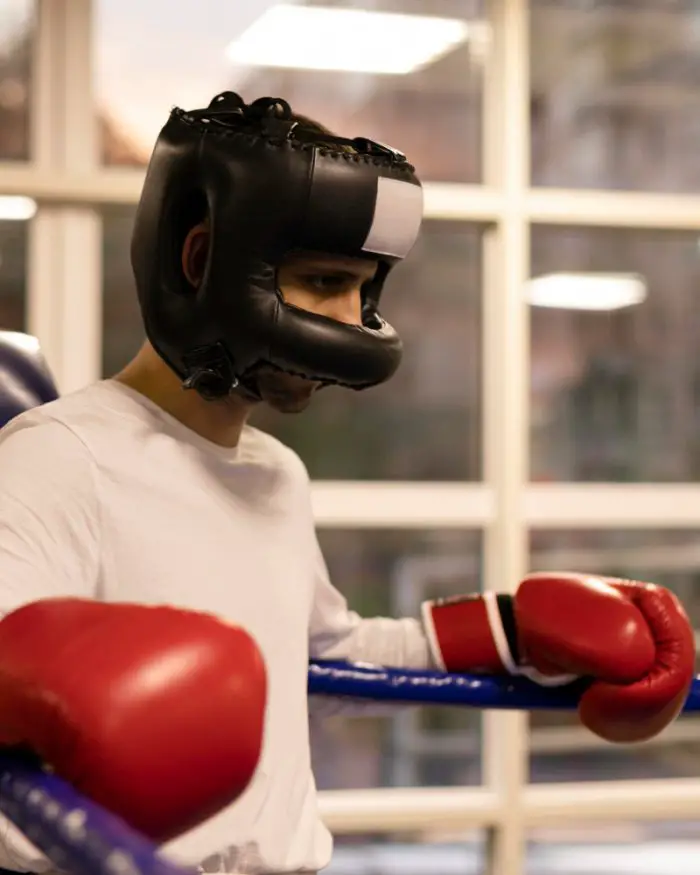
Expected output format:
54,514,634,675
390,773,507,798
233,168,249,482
322,289,362,326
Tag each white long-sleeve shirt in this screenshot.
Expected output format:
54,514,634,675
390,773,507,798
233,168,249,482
0,380,433,875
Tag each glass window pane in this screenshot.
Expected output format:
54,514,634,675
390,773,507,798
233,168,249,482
0,1,33,162
103,210,482,481
102,206,140,374
531,1,700,192
530,226,700,482
330,832,486,875
529,530,700,784
0,219,27,330
95,0,484,181
313,529,482,790
527,822,700,875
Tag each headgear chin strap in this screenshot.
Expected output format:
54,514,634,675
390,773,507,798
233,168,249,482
130,92,424,400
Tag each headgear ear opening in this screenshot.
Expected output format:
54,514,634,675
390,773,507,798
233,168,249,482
172,190,208,272
130,92,424,401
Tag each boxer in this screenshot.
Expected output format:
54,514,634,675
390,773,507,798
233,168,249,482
0,92,693,874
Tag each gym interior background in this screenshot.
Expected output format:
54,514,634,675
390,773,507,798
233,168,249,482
2,0,700,872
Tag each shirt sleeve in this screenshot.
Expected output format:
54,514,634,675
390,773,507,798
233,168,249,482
307,539,434,718
0,415,100,872
308,537,434,668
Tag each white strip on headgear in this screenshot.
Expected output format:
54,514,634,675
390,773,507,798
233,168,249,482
362,177,424,259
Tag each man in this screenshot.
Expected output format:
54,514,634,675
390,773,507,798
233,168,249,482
0,91,693,875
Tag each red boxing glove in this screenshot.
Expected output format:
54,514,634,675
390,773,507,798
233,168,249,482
0,598,266,841
423,573,695,743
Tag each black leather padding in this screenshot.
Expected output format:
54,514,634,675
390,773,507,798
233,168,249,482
130,92,423,398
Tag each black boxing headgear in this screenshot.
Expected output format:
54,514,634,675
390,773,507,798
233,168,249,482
130,92,424,400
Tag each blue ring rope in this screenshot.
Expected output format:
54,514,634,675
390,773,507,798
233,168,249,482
308,660,700,712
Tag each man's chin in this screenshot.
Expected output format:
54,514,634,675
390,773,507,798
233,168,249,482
261,390,314,414
255,369,320,414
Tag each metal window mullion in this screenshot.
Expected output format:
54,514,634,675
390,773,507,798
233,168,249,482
13,161,700,230
525,778,700,824
525,483,700,527
27,0,100,394
310,482,494,528
317,776,700,834
526,187,700,229
481,1,530,874
26,0,60,362
318,786,504,834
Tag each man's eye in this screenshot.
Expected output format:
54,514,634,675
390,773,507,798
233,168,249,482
302,274,354,292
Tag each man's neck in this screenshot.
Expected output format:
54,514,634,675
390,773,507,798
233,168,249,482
113,343,253,448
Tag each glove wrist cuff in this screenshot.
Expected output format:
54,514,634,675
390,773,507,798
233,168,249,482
495,593,520,668
421,593,518,674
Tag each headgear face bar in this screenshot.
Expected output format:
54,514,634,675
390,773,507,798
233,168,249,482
130,92,424,400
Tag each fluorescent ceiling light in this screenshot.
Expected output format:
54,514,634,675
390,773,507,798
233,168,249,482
0,196,36,221
226,5,471,75
525,272,647,311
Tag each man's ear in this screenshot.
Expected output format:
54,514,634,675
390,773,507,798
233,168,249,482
182,222,210,288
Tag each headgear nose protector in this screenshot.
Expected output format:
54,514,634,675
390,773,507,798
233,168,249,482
130,92,424,400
